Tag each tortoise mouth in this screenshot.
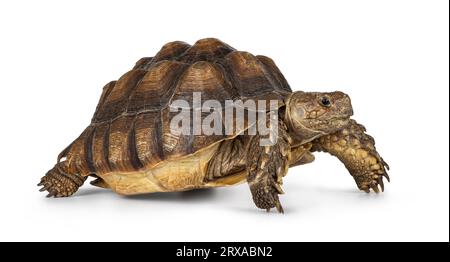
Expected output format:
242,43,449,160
313,116,350,124
308,116,351,132
334,116,351,125
333,117,351,130
331,116,351,125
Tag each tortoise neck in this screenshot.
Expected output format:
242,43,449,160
282,97,324,146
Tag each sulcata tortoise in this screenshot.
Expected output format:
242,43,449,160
38,38,389,213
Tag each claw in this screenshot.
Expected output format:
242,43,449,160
383,172,390,182
273,182,285,194
37,181,45,186
371,184,380,193
275,201,284,214
381,158,390,170
379,178,385,192
46,190,56,198
39,184,51,192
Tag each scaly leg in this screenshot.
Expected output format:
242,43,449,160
38,161,86,197
312,119,390,193
247,121,291,213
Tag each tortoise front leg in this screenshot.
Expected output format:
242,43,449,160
246,122,291,213
312,119,390,193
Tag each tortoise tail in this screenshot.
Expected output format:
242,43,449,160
38,162,86,197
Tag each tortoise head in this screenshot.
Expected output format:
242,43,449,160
285,91,353,142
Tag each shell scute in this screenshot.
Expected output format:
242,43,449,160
63,38,292,174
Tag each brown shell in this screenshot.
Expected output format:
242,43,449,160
60,38,292,176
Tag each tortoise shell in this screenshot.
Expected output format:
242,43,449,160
59,38,292,177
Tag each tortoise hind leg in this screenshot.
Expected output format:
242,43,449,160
38,161,86,197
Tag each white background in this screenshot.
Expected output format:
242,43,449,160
0,0,448,242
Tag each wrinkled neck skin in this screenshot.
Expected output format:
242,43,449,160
281,98,326,147
285,119,326,147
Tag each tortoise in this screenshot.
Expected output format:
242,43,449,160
38,38,389,213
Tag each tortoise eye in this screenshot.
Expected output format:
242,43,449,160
319,97,331,107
